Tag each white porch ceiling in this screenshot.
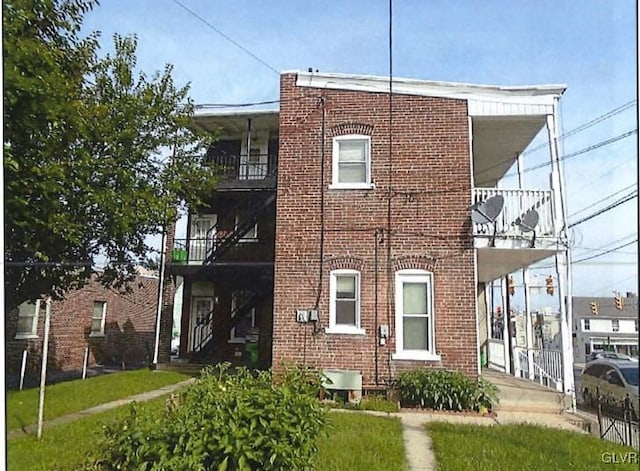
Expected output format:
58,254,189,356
476,247,557,283
472,116,547,188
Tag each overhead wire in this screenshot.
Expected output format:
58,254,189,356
569,183,637,218
568,190,637,228
169,0,280,75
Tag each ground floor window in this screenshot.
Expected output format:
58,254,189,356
327,269,364,334
392,269,439,361
229,290,256,343
16,300,41,339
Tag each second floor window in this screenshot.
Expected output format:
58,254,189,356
583,319,590,331
612,319,619,332
91,301,107,336
16,300,41,339
331,135,372,189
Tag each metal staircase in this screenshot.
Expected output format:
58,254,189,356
203,193,276,265
191,288,271,359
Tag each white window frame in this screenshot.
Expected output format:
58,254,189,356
392,269,440,361
90,301,107,337
15,300,41,339
326,269,365,335
329,134,373,190
229,290,256,344
234,214,258,242
583,319,590,331
612,319,620,332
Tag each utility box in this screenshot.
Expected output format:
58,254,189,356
245,328,260,367
322,369,362,403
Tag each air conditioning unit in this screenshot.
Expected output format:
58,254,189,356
322,369,362,404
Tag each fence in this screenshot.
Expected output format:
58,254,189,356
596,386,639,449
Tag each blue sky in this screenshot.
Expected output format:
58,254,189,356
83,1,637,300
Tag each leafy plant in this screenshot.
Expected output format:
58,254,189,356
390,368,498,412
86,363,328,470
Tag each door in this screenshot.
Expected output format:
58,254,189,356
190,297,214,352
240,141,268,180
189,215,216,262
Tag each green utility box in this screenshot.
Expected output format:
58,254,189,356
245,328,260,367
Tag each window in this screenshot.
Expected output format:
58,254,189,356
15,300,40,339
330,135,372,189
392,270,439,361
91,301,107,336
635,319,638,332
229,291,256,343
612,319,620,332
583,319,590,331
234,214,258,242
327,269,364,334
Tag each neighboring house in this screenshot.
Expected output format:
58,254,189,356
6,273,159,387
573,293,639,362
164,70,573,394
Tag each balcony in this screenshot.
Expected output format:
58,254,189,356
473,188,560,282
209,153,278,190
171,237,274,268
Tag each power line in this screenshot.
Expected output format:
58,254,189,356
572,239,638,264
568,190,637,228
170,0,280,75
522,99,637,156
569,183,637,218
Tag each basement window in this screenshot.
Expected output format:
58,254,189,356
330,135,373,189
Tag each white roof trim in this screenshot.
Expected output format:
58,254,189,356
292,71,566,108
193,108,279,118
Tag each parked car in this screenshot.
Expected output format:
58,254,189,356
588,351,638,362
581,359,639,419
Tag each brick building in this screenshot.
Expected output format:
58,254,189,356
164,70,573,394
6,273,159,387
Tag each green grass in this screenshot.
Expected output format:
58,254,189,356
315,411,406,471
7,368,193,431
427,422,638,470
8,398,168,471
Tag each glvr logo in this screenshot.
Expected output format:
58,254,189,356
602,451,638,464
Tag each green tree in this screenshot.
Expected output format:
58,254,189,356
3,0,220,310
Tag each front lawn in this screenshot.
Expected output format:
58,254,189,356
7,368,193,431
315,411,406,471
427,422,638,470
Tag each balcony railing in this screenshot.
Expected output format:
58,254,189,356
473,188,555,238
208,153,277,181
171,237,274,265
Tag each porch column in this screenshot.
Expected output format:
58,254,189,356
547,106,575,408
501,278,511,374
523,269,534,380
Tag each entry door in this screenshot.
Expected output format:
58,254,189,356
189,215,216,262
190,297,214,352
240,142,268,180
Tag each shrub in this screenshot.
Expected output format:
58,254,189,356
390,368,498,412
86,363,328,470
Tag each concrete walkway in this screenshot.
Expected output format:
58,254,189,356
7,377,196,440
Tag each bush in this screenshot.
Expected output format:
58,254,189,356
356,394,399,413
390,368,498,412
86,363,328,470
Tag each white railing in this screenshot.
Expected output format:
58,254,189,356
473,188,555,238
514,346,563,391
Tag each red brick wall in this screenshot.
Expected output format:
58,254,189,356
273,73,478,386
6,275,159,380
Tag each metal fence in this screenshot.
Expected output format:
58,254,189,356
596,386,639,449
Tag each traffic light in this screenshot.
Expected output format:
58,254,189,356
545,276,554,296
508,276,515,296
614,294,624,310
590,301,599,315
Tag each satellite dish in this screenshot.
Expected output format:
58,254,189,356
517,209,539,233
471,195,505,224
516,209,539,247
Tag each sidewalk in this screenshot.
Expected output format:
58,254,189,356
7,377,196,440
